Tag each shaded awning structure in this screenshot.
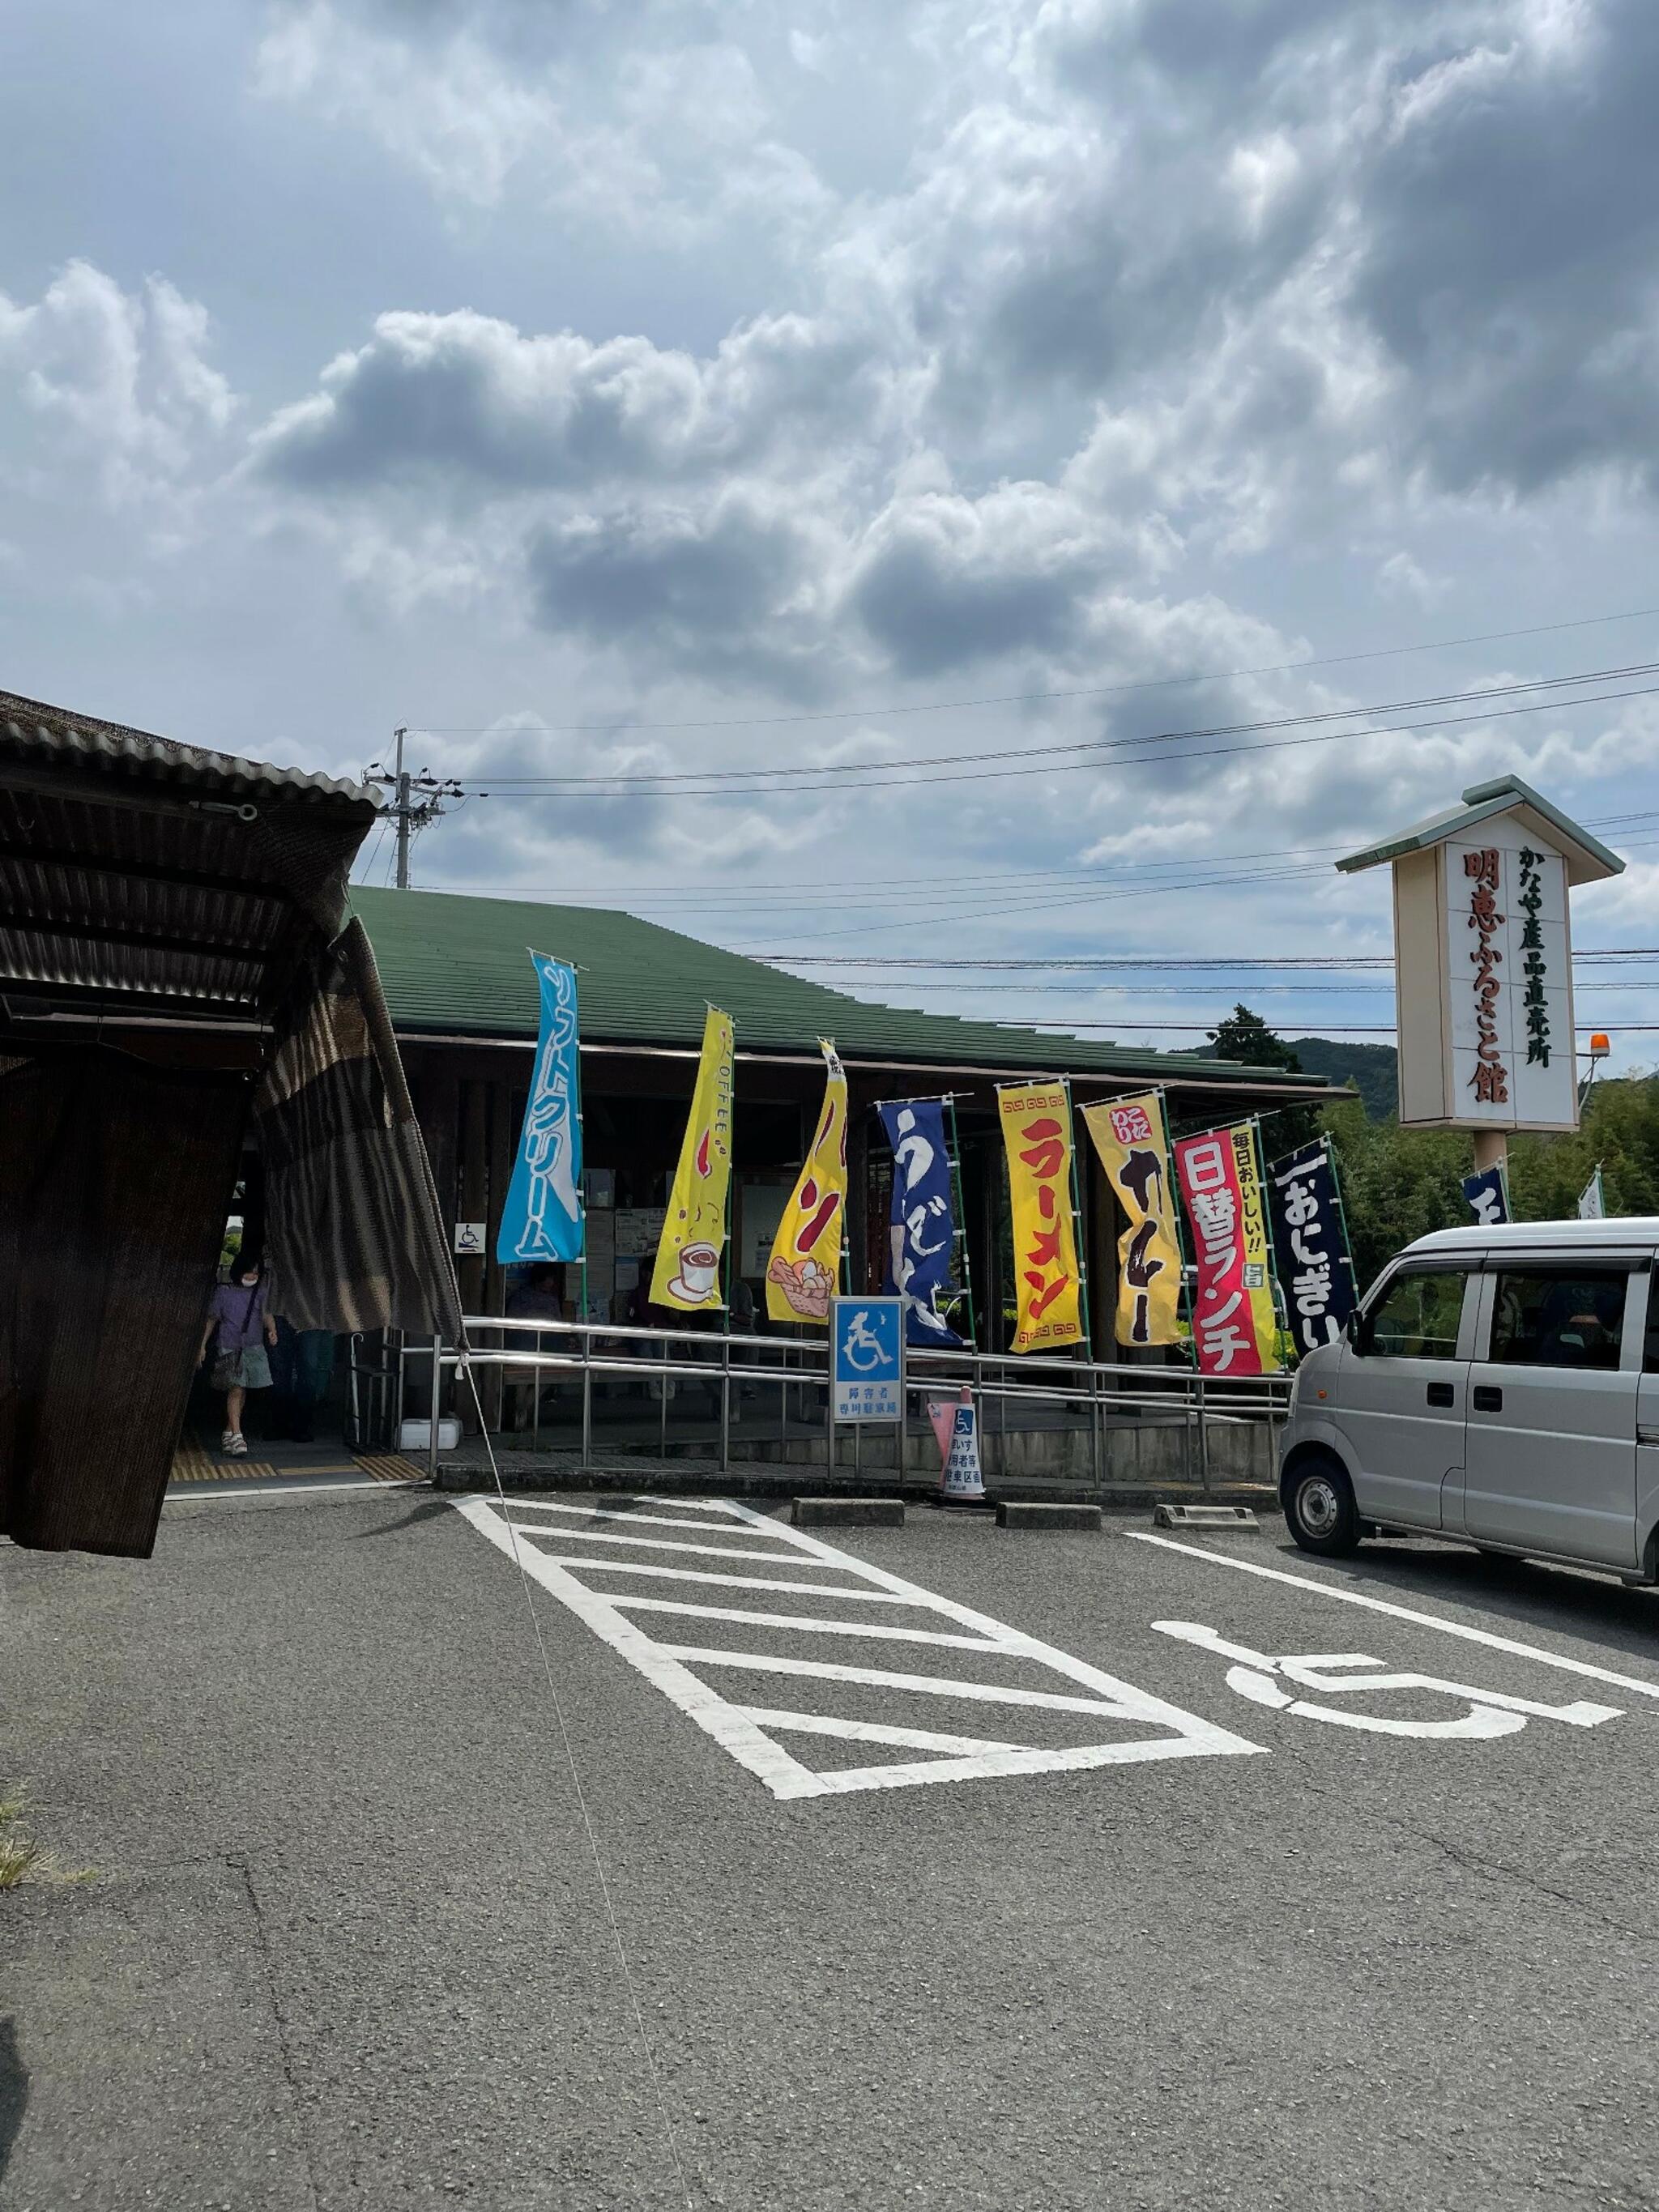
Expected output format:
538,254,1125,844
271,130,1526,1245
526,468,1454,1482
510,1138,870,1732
0,687,378,1025
0,690,459,1560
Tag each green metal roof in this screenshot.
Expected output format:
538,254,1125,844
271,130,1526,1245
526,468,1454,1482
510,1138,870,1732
351,884,1327,1089
1335,774,1624,886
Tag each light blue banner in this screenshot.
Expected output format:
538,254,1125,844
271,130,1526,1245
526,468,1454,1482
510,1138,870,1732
497,953,584,1264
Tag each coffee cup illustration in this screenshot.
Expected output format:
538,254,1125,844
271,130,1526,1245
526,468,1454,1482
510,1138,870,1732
667,1240,721,1303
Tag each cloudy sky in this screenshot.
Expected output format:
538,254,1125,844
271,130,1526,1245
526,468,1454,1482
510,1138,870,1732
6,0,1659,1061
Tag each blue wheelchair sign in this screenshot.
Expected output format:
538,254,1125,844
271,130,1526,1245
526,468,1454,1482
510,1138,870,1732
830,1296,903,1422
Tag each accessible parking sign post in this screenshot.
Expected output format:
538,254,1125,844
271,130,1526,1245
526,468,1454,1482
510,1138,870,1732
829,1296,906,1473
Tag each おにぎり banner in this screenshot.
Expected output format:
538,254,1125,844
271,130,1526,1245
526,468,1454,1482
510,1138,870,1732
1080,1090,1182,1349
650,1008,735,1312
997,1082,1084,1355
1265,1137,1358,1359
766,1040,847,1324
496,952,584,1265
879,1097,965,1348
1174,1124,1279,1375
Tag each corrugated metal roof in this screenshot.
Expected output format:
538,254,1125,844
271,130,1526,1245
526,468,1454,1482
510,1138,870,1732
352,884,1324,1089
0,688,375,805
0,688,377,1021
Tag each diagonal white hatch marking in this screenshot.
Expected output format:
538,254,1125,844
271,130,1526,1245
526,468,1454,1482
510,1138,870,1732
452,1494,1260,1799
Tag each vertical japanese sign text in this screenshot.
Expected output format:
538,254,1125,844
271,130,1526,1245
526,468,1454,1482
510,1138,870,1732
998,1083,1084,1354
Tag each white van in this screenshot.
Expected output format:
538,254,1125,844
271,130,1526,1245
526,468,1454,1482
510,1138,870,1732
1277,1217,1659,1583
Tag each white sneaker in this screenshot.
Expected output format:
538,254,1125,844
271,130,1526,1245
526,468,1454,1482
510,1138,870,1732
220,1429,237,1451
228,1433,248,1458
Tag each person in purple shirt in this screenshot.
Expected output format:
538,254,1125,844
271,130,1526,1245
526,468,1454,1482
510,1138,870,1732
198,1252,279,1458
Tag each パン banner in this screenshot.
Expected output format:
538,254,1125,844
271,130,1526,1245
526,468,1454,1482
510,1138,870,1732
1174,1124,1279,1375
766,1040,847,1324
998,1082,1084,1355
497,952,584,1265
651,1007,735,1311
1080,1090,1182,1349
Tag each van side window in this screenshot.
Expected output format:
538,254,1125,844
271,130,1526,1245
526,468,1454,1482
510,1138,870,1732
1364,1268,1468,1359
1488,1269,1627,1371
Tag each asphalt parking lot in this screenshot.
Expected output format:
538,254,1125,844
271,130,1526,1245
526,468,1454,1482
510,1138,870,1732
5,1484,1659,2210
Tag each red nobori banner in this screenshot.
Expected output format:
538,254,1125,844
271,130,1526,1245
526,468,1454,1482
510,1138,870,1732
1173,1126,1277,1376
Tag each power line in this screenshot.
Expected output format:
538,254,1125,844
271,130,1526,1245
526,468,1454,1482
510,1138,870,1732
773,948,1659,970
401,601,1659,736
448,677,1659,808
442,663,1659,795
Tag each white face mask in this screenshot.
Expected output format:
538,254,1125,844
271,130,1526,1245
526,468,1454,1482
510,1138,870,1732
240,1274,259,1289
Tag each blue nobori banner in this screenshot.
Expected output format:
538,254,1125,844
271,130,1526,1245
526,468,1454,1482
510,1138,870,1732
497,953,584,1264
878,1099,965,1349
1461,1162,1511,1228
1265,1138,1358,1358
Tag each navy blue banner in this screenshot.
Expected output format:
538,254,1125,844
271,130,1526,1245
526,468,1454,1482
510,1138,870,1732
1461,1163,1511,1228
1266,1138,1358,1357
497,953,584,1264
878,1099,965,1348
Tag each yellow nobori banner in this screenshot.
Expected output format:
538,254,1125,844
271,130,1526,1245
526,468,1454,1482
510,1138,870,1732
1230,1121,1282,1371
997,1081,1085,1354
766,1041,847,1325
650,1008,735,1311
1080,1090,1183,1349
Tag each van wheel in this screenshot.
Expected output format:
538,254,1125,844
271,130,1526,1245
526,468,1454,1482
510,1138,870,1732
1286,1457,1360,1558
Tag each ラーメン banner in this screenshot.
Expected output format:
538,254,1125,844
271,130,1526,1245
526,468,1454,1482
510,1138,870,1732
650,1008,735,1312
997,1082,1084,1355
497,952,583,1265
1080,1090,1182,1348
766,1040,847,1324
1174,1123,1279,1375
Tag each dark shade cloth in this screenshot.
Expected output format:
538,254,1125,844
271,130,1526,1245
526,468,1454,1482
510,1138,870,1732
0,1048,249,1557
254,918,463,1338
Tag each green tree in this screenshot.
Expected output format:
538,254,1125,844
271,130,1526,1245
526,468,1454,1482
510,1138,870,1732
1203,1003,1327,1157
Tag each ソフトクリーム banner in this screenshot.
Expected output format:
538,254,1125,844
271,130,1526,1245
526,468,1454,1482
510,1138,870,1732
1174,1123,1279,1375
766,1041,847,1324
497,952,583,1265
997,1082,1084,1355
650,1007,735,1311
1080,1090,1182,1349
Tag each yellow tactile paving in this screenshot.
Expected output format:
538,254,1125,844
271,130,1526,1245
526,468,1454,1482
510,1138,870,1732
352,1454,426,1483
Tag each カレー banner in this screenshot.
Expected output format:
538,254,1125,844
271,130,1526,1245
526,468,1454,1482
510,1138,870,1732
766,1040,847,1324
1174,1124,1278,1375
1080,1090,1182,1348
650,1007,735,1311
997,1082,1084,1354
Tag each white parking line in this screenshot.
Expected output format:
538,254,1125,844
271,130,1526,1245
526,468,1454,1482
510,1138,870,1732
453,1495,1260,1798
502,1500,787,1536
1128,1532,1659,1703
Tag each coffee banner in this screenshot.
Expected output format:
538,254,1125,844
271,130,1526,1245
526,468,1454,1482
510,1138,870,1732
878,1098,965,1347
766,1040,848,1324
1080,1090,1182,1348
1265,1137,1358,1359
997,1082,1085,1355
1174,1124,1279,1375
650,1007,735,1311
497,952,584,1265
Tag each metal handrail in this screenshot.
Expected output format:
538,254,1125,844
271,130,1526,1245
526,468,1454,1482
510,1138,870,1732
412,1311,1292,1489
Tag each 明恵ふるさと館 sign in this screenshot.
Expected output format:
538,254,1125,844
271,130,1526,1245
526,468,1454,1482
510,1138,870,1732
1336,777,1623,1133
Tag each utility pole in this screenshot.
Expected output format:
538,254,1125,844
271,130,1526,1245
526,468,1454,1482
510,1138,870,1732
365,727,462,889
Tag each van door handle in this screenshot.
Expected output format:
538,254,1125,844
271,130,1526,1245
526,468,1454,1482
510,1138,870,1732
1639,1426,1659,1447
1426,1382,1456,1407
1472,1385,1503,1413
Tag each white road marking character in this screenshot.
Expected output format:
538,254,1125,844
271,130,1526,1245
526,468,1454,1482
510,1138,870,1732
452,1495,1263,1798
1151,1619,1622,1740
